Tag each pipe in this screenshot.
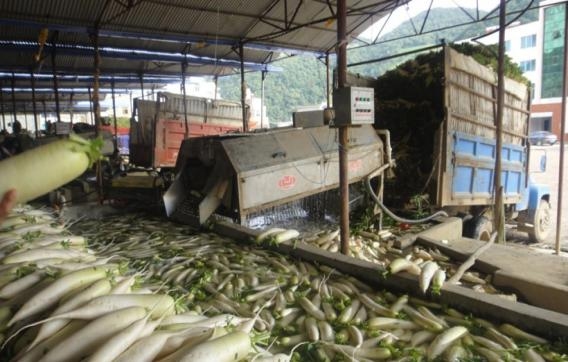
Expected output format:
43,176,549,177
337,0,350,255
239,42,248,132
493,0,506,243
366,167,448,224
556,2,568,255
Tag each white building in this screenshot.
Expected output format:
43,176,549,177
476,0,567,137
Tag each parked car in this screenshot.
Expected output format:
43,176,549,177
529,131,557,145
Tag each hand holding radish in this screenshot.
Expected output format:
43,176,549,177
0,134,103,205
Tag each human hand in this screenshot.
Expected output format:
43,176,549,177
0,189,17,223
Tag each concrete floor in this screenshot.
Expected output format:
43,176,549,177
528,144,568,250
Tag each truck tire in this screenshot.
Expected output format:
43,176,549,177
466,216,493,241
528,199,551,243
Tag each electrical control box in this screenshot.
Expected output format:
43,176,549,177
332,86,374,126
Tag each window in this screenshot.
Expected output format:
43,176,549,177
519,59,536,72
520,34,537,48
542,4,566,98
505,40,511,51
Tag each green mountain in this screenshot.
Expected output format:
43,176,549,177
218,1,538,124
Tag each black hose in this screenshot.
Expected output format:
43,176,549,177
365,168,448,224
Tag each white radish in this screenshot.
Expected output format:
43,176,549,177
274,229,300,243
38,306,147,362
87,312,151,362
27,278,112,351
419,261,440,294
176,330,252,362
13,320,88,362
499,323,548,344
114,327,212,362
298,296,326,320
0,270,45,299
0,135,102,204
427,326,469,360
388,258,421,275
305,317,319,341
326,344,391,360
358,293,394,317
255,228,286,243
367,317,418,330
410,330,435,347
3,248,95,265
338,299,360,324
8,265,112,326
431,269,446,293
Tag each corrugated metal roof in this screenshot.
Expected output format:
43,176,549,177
0,0,406,106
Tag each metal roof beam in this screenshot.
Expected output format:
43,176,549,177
0,17,322,57
0,40,280,72
0,72,179,83
1,88,130,94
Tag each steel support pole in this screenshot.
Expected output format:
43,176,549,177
51,42,61,123
42,100,47,127
0,81,6,130
337,0,350,255
88,87,94,125
326,52,331,108
214,75,218,100
31,70,39,137
181,61,189,138
239,42,248,132
92,30,103,202
23,103,28,130
69,92,74,126
11,73,17,125
261,71,266,128
112,79,118,153
494,0,506,243
555,3,568,255
92,31,101,137
139,73,144,100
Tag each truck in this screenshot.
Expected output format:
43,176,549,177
371,45,551,242
129,92,246,169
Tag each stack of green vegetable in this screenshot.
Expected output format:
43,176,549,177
72,213,567,361
373,43,530,208
0,207,261,361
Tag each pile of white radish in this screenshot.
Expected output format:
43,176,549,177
301,228,516,299
72,213,566,361
0,207,261,361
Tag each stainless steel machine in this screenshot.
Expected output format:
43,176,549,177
164,124,384,227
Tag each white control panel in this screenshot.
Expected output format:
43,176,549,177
332,86,375,126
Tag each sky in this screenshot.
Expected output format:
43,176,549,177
361,0,501,40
